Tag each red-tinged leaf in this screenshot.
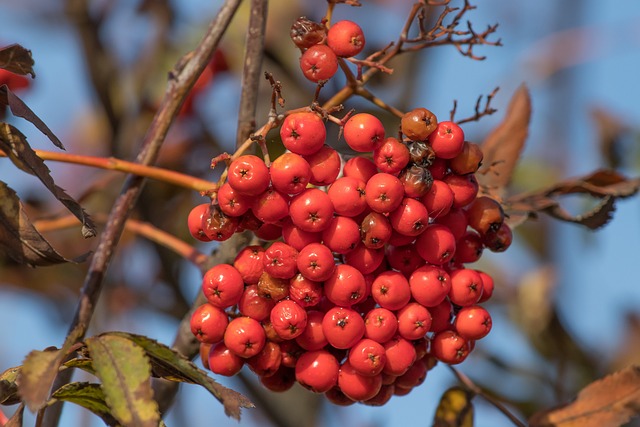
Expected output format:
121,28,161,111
5,403,24,427
85,335,160,427
433,386,474,427
49,383,121,427
478,84,531,200
0,86,64,149
507,169,640,229
0,44,35,78
529,365,640,427
0,123,96,237
0,181,79,266
105,332,253,420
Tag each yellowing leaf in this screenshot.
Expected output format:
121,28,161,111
529,365,640,427
433,386,474,427
49,382,121,427
85,335,159,427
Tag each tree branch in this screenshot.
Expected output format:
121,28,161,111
41,1,243,425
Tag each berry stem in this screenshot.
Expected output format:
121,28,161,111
448,366,527,427
0,148,217,193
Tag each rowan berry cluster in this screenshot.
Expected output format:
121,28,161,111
186,16,512,406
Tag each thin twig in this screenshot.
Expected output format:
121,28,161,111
235,0,268,148
449,366,527,427
41,1,243,426
0,148,217,193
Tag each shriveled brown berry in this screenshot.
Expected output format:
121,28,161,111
449,141,483,175
466,196,505,235
202,204,239,241
483,222,513,252
257,271,290,301
398,164,433,198
361,211,392,249
401,108,438,141
290,17,327,49
407,140,436,167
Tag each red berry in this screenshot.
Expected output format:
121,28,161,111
247,341,282,377
382,336,416,376
449,268,484,307
296,242,336,282
322,215,361,254
348,338,387,377
190,303,229,344
289,188,335,232
295,350,340,393
373,137,410,175
324,264,367,307
455,230,484,264
281,218,322,251
238,284,275,321
477,270,494,303
223,316,266,358
227,155,270,196
431,330,470,365
343,244,385,275
343,113,385,152
270,299,309,339
263,241,299,280
444,173,479,208
365,173,404,213
482,222,513,252
202,264,244,309
270,152,312,195
396,302,432,340
385,244,425,277
327,176,368,217
428,121,465,159
288,273,324,308
454,305,492,340
187,203,213,242
260,366,296,392
415,224,457,265
217,182,251,217
360,211,393,249
201,204,239,241
338,360,383,402
299,44,339,82
343,156,378,183
327,20,366,57
251,187,290,224
208,342,244,376
295,310,328,351
421,179,454,219
370,270,411,311
280,112,327,156
409,265,451,307
322,306,365,349
430,299,453,333
303,145,341,186
388,197,429,237
363,307,398,344
233,245,264,285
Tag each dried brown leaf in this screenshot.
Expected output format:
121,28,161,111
478,84,531,200
529,365,640,427
0,44,35,78
0,182,73,266
5,403,24,427
0,86,64,149
0,123,96,237
507,169,640,230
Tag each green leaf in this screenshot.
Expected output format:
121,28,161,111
0,366,21,405
50,382,121,427
63,358,97,377
85,335,160,427
105,332,253,420
433,386,475,427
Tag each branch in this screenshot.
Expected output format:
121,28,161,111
41,1,243,425
0,148,217,193
449,366,527,427
450,86,499,124
235,0,268,148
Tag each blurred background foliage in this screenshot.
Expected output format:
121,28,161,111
1,0,640,426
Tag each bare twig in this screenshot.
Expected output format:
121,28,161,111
41,1,243,426
451,86,499,124
449,366,527,427
236,0,268,148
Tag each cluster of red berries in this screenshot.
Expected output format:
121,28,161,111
186,103,512,405
290,17,365,83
